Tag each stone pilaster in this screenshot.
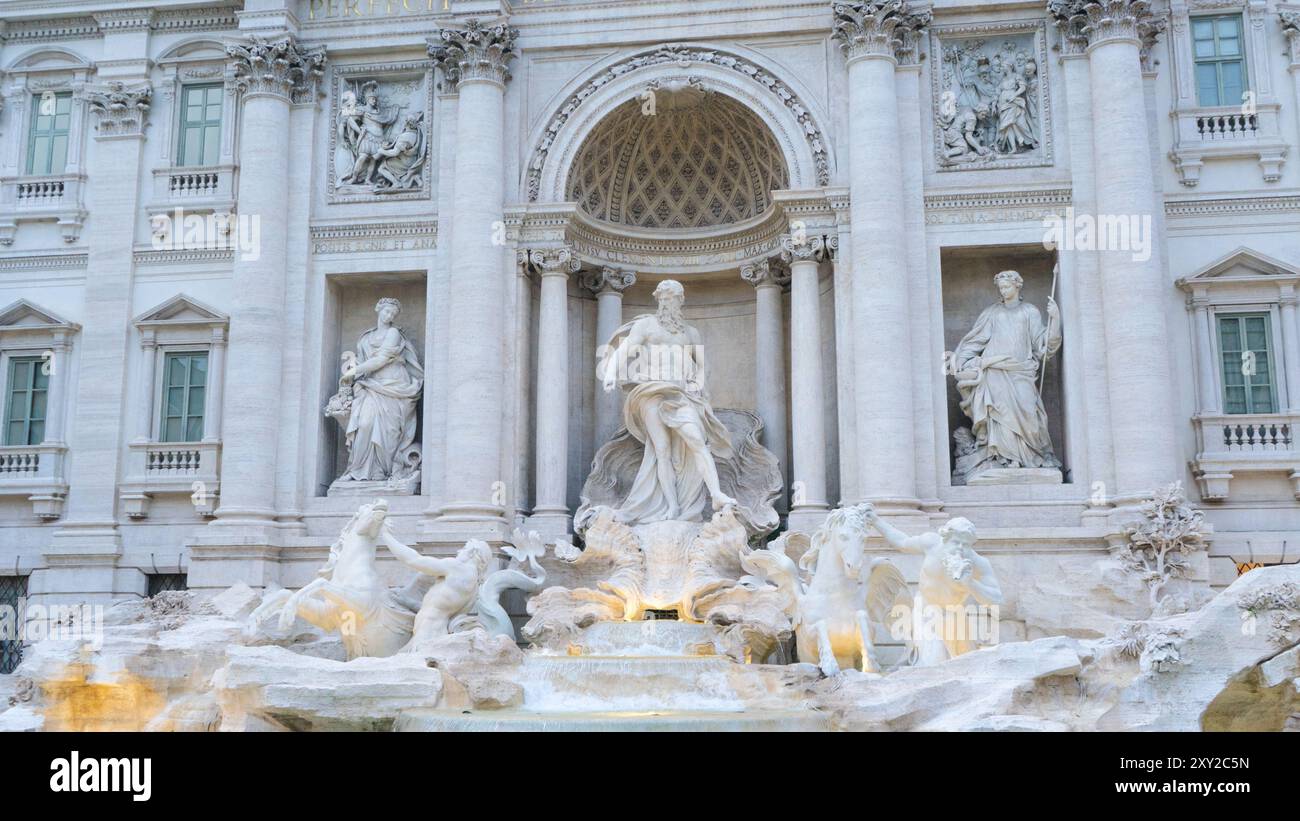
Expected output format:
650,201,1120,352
529,247,580,536
832,1,928,511
210,34,324,527
584,266,636,450
742,257,790,501
781,234,831,531
427,20,518,540
1048,0,1179,505
41,74,154,605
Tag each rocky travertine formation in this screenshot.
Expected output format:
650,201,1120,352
1,565,1296,732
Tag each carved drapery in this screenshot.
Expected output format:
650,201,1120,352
428,19,519,91
84,81,152,138
831,1,932,64
225,35,326,104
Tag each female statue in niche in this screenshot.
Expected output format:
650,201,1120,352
325,297,424,491
947,269,1061,483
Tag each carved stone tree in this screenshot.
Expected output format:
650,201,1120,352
1119,482,1208,615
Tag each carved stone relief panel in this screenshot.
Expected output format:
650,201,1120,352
930,22,1054,172
327,61,434,203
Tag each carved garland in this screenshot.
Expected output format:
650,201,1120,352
526,44,832,201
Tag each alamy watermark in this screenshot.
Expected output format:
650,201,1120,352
0,598,104,651
1042,207,1152,262
150,208,261,262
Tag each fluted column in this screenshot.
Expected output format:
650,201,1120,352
1050,0,1178,504
832,1,929,511
584,266,636,449
742,258,789,499
428,20,518,537
782,234,831,530
529,247,580,535
215,35,325,525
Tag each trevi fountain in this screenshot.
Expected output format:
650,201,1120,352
0,0,1298,733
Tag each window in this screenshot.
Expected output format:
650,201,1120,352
147,573,188,597
26,91,72,175
1193,15,1247,107
1217,313,1276,414
0,575,27,674
4,356,48,446
177,84,222,167
159,351,207,443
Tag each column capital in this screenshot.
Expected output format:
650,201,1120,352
429,18,519,92
226,34,326,104
832,1,932,65
1282,10,1300,66
742,257,791,288
780,233,836,264
1048,0,1166,53
583,266,637,296
84,81,152,139
523,246,579,278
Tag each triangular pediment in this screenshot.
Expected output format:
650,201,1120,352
133,294,227,328
1178,247,1300,286
0,299,78,332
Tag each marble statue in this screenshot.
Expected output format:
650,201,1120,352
595,279,738,524
936,36,1041,167
324,297,424,494
381,525,493,649
339,81,399,186
474,529,548,641
374,111,427,193
866,509,1003,665
946,269,1061,484
247,499,415,660
713,504,913,676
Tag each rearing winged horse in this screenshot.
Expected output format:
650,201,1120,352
743,504,913,676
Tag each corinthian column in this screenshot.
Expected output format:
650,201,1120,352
428,20,518,538
1049,0,1178,504
782,234,831,531
584,266,636,449
742,258,789,498
832,1,929,511
214,35,325,526
529,247,580,536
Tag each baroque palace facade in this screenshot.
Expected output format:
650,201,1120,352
0,0,1299,662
